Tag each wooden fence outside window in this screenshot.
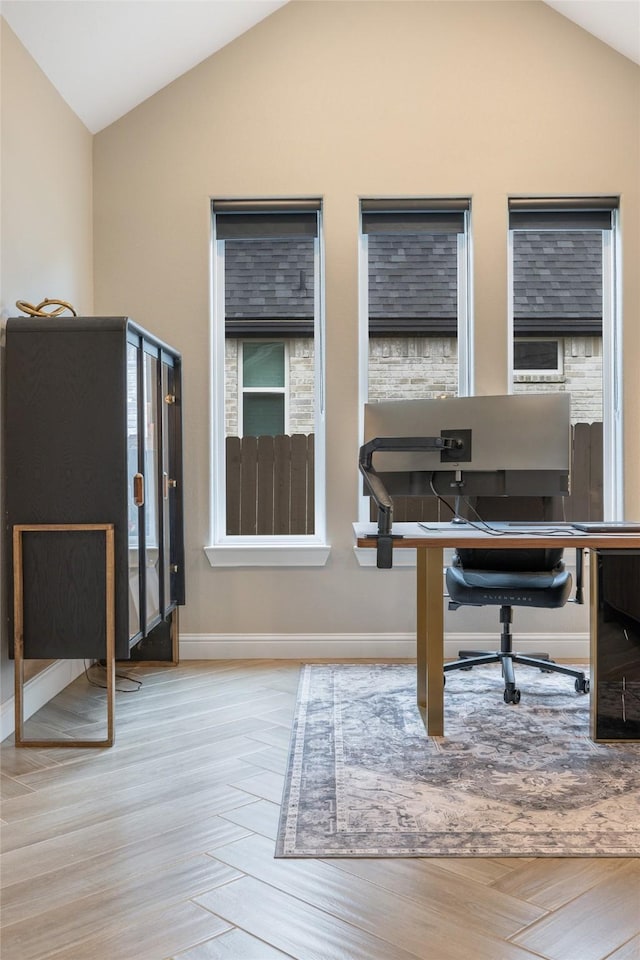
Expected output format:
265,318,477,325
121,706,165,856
224,422,603,535
226,434,315,535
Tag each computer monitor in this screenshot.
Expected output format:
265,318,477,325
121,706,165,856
362,393,571,499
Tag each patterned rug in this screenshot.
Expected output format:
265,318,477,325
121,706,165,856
276,663,640,858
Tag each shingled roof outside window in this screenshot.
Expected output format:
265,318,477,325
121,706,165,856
368,234,458,335
513,232,602,335
225,239,314,337
223,233,602,336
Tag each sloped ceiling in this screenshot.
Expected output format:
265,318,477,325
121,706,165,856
1,0,289,132
1,0,638,134
544,0,639,66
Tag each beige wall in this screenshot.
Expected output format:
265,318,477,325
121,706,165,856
0,22,93,316
92,0,640,641
0,20,94,701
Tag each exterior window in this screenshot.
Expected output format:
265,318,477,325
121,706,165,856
358,198,472,522
210,200,326,555
509,198,621,518
241,341,286,437
513,339,562,375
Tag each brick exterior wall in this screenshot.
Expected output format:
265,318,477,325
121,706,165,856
368,336,458,401
288,338,315,434
513,336,603,422
222,230,605,435
226,333,602,435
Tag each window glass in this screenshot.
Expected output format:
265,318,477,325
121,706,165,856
512,229,602,420
509,198,621,519
243,342,285,388
241,342,286,437
211,201,323,540
514,339,560,372
243,394,285,437
358,200,471,524
361,201,471,403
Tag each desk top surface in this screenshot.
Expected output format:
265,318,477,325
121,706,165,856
354,521,640,551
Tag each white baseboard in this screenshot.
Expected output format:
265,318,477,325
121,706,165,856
179,632,590,661
1,634,590,743
0,659,86,743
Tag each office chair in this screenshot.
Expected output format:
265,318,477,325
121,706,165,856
445,546,590,703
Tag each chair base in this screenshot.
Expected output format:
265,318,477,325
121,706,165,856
444,651,590,704
443,606,590,704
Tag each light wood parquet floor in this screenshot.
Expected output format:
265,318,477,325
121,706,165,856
1,660,638,960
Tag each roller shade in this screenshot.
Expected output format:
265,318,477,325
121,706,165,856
509,197,619,231
213,199,321,240
361,198,469,235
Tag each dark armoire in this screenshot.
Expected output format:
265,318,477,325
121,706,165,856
5,316,185,682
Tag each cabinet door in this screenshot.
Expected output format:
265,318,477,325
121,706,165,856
143,344,162,632
127,338,143,642
161,357,180,613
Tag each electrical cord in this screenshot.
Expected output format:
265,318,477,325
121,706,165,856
84,661,143,693
423,474,581,537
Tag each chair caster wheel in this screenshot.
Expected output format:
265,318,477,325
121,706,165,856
504,688,521,704
575,677,590,694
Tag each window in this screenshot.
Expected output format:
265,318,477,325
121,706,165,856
241,341,286,437
358,198,472,524
514,339,562,376
209,200,327,564
508,197,621,518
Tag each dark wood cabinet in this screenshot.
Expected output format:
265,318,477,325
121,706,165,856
5,316,185,663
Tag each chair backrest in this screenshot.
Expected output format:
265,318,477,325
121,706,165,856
454,547,565,572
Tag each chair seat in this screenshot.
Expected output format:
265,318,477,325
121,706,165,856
446,563,572,608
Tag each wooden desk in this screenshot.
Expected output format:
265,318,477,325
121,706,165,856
355,521,640,738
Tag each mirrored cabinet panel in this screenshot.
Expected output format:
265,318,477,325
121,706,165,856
591,551,640,741
6,316,185,665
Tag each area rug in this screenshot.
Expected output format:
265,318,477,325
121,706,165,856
276,663,640,858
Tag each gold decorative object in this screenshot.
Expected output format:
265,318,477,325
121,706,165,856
15,298,77,318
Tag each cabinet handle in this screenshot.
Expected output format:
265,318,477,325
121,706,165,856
133,473,144,507
165,394,176,405
163,473,177,499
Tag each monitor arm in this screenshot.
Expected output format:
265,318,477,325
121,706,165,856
359,435,463,568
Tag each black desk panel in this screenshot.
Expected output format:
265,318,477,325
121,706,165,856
593,551,640,741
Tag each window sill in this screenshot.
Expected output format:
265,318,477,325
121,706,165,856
204,541,331,567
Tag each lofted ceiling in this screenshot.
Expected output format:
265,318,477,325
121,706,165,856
1,0,639,134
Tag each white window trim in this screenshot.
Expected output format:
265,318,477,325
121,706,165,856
357,203,473,525
207,205,329,567
457,209,474,397
602,218,624,519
